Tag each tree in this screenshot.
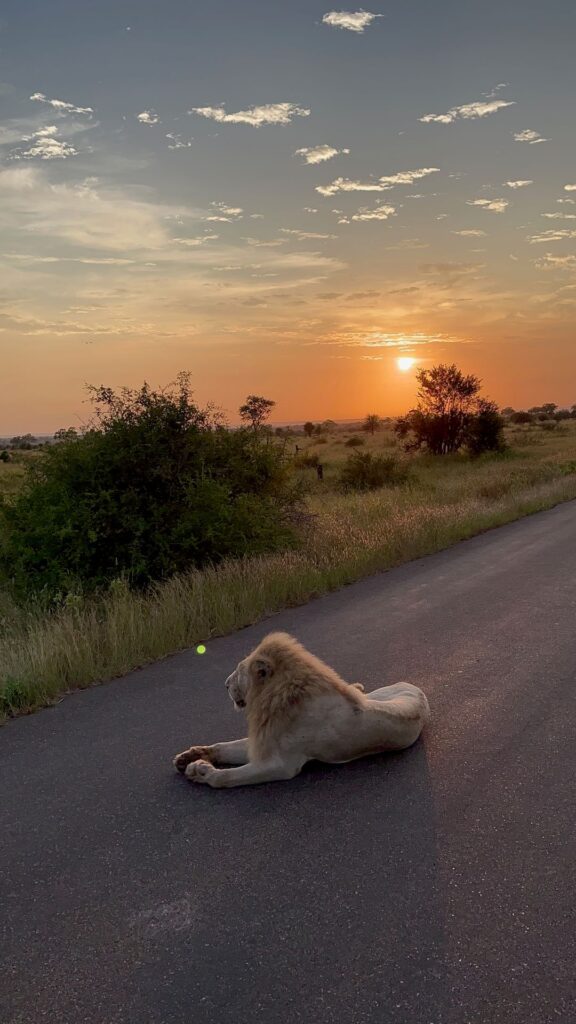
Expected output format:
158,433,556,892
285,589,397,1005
239,395,276,432
395,364,505,456
510,411,534,425
0,375,298,604
362,414,382,435
53,427,79,443
303,422,315,437
10,434,37,450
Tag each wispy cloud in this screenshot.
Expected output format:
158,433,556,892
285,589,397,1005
420,98,515,125
321,10,382,33
12,125,79,161
452,229,487,237
203,202,243,222
542,212,576,220
166,132,193,149
280,229,337,240
514,129,547,144
528,229,576,244
317,167,439,196
535,254,576,270
30,92,93,116
467,198,509,213
137,110,160,125
190,103,310,126
295,144,350,165
505,180,533,189
338,203,396,223
173,234,219,246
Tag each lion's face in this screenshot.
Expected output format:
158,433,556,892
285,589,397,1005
225,654,273,711
225,659,251,711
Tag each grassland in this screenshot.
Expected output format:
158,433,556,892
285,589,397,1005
1,422,575,720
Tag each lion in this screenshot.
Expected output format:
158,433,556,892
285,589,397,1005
173,632,430,788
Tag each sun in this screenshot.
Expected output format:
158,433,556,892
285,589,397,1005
397,356,416,372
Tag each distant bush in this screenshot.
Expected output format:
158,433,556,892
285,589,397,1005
539,420,558,432
0,451,10,463
315,436,328,445
339,452,408,492
0,374,300,604
344,436,365,448
510,411,535,425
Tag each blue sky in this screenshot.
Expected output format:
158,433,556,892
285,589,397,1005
1,1,575,429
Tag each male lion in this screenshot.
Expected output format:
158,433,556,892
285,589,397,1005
173,632,430,788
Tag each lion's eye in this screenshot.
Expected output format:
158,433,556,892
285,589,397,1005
256,668,267,679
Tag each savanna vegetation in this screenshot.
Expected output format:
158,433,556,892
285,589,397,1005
1,364,575,720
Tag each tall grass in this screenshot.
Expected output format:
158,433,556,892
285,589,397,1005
2,443,576,719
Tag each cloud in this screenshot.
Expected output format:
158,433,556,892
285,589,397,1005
467,198,509,213
452,229,487,237
528,229,576,244
280,229,337,240
542,212,576,220
12,125,79,161
166,132,193,149
316,166,439,196
321,10,382,33
30,92,93,116
190,103,310,126
505,180,533,189
173,234,219,246
514,129,547,144
339,203,396,223
137,110,160,125
303,207,318,213
535,254,576,270
558,198,576,205
203,202,243,222
564,184,576,191
420,98,515,124
295,144,350,165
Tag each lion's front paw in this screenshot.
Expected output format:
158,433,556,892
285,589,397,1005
352,682,365,692
184,759,217,786
173,746,213,773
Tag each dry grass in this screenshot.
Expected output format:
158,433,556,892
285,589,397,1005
1,423,576,719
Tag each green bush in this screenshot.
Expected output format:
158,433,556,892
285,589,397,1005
0,375,299,604
344,436,365,448
339,452,408,492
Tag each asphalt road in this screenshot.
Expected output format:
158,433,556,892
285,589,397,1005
2,501,576,1024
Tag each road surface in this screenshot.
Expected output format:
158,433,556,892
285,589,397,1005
1,501,576,1024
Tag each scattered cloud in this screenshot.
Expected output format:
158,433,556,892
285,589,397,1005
12,125,79,161
467,198,509,213
564,184,576,192
190,103,310,126
137,110,160,125
316,167,439,196
321,10,382,33
295,144,350,165
535,254,576,271
166,132,193,149
303,207,318,214
173,234,219,246
280,228,337,240
452,229,487,237
505,180,533,189
542,212,576,220
514,129,547,144
203,202,243,222
30,92,93,116
420,98,515,125
558,198,576,205
339,203,396,223
528,229,576,244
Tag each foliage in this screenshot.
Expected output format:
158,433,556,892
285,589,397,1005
0,451,10,463
0,375,298,604
344,435,365,447
303,421,315,437
338,451,408,492
362,414,382,435
10,434,38,450
239,394,276,431
510,411,535,425
294,451,319,468
395,363,506,456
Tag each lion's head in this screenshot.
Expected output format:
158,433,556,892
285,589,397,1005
225,652,273,711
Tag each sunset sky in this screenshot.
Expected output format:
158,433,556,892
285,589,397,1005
1,0,575,432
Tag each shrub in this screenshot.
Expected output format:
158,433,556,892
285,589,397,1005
294,452,319,468
315,436,328,445
338,452,408,492
345,435,365,448
0,375,300,604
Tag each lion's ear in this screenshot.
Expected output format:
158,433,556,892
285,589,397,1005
251,656,274,681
